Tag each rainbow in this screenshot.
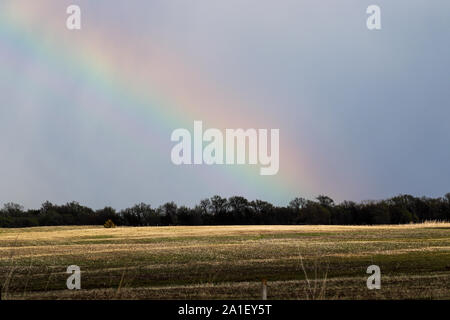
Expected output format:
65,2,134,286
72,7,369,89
0,1,321,204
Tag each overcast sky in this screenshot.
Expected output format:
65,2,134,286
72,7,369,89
1,0,449,209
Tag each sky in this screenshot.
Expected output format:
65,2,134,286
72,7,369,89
0,0,449,209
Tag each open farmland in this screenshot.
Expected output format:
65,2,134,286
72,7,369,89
0,223,449,299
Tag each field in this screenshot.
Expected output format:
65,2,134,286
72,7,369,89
1,223,449,300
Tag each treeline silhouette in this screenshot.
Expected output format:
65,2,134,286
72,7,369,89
1,194,449,228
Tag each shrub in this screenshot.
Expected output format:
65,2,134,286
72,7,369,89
104,219,116,228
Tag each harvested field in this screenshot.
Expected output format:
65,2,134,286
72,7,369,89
1,223,449,299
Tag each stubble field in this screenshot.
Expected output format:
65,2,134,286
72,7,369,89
0,223,449,300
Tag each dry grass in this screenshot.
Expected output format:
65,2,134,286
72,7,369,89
0,223,449,300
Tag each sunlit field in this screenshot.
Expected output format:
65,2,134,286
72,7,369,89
1,223,449,300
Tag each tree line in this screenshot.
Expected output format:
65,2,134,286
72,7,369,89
1,194,449,228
